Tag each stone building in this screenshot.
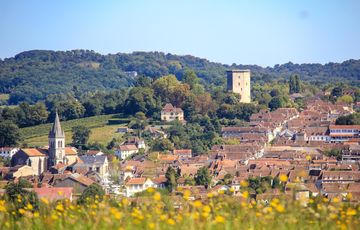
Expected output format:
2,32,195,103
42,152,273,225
161,103,184,122
226,69,251,103
11,111,78,175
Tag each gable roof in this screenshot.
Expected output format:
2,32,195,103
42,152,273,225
78,155,107,166
70,173,95,186
20,148,47,157
118,144,138,151
65,147,77,155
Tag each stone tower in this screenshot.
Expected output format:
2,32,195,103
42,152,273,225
226,69,251,103
48,111,65,166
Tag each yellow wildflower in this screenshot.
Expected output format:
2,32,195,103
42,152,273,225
26,203,33,210
346,208,357,216
51,213,58,220
0,200,6,212
167,218,176,225
55,204,64,212
242,191,249,199
18,208,26,215
153,192,161,201
346,193,353,200
183,190,191,200
147,187,155,193
215,215,225,223
148,223,155,229
279,174,288,183
193,200,202,208
240,180,249,187
275,204,285,213
203,205,211,213
41,197,49,205
160,214,167,221
121,198,129,206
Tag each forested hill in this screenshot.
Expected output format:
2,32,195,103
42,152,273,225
0,49,359,104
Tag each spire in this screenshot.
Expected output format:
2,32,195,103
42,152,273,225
49,111,65,138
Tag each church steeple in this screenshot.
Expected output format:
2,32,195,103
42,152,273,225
49,111,65,138
48,110,66,166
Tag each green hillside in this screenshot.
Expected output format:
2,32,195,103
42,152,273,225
0,50,359,105
20,114,129,147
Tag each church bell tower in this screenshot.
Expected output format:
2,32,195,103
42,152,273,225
48,111,66,166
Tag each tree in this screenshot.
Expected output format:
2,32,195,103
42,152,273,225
289,75,301,94
124,87,158,116
135,112,147,120
77,184,105,204
0,121,21,147
195,167,211,186
270,89,281,97
5,181,39,210
268,97,283,111
165,166,178,192
335,113,360,125
337,95,354,104
72,126,91,149
289,75,296,94
331,87,343,98
182,69,200,89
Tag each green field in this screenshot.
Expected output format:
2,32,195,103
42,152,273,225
20,114,129,147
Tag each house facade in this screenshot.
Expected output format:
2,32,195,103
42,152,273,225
0,147,19,158
125,177,156,197
115,145,139,160
161,103,184,122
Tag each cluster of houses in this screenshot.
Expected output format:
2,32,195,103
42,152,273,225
112,98,360,201
1,98,360,202
0,112,111,201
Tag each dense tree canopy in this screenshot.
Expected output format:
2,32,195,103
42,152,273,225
0,50,359,105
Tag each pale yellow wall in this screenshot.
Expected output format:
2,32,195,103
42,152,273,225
227,70,251,103
13,165,37,178
161,112,184,121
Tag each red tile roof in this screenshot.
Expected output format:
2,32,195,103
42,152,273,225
21,148,47,157
34,187,73,202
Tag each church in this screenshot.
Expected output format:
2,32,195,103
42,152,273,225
11,112,78,176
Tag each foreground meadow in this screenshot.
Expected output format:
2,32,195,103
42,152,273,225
0,188,359,230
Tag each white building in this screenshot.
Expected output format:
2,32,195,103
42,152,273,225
115,145,139,160
0,147,19,158
124,177,155,197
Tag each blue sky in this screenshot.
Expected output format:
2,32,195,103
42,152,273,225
0,0,359,66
